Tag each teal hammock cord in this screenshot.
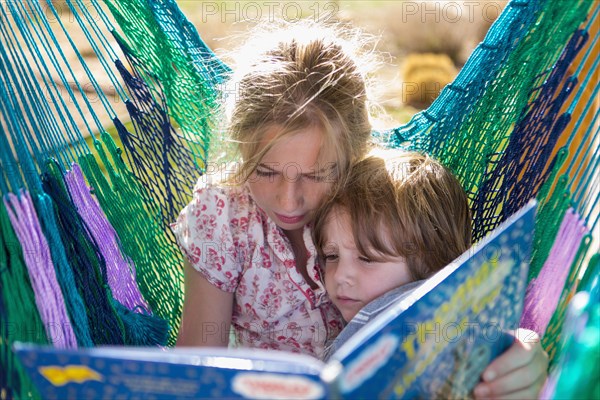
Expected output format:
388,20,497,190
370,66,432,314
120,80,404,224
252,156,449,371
0,0,598,398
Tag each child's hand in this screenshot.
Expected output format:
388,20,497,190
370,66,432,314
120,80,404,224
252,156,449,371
473,328,549,399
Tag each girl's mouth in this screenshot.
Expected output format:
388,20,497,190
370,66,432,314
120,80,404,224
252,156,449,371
274,213,305,225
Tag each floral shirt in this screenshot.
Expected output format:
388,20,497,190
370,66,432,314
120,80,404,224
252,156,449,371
172,182,343,358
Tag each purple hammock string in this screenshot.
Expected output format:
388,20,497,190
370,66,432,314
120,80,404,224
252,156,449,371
4,191,78,348
65,163,150,313
520,208,588,336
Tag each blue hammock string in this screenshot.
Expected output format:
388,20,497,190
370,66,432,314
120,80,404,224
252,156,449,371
566,86,600,191
571,108,599,204
470,26,589,240
0,112,23,194
23,1,110,137
0,11,63,164
577,146,599,231
112,38,199,228
67,0,130,102
7,0,122,172
42,2,117,123
381,0,542,149
569,2,600,80
8,1,98,150
0,73,41,196
3,1,90,169
564,58,600,144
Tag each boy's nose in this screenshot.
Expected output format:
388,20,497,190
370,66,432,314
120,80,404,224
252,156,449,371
334,263,353,286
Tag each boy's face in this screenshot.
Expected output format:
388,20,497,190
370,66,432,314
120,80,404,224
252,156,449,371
321,208,413,322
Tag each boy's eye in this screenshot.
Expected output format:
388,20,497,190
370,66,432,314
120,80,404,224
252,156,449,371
323,253,339,263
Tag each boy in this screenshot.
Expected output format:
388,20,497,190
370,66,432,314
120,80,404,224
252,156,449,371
312,150,548,399
313,150,471,353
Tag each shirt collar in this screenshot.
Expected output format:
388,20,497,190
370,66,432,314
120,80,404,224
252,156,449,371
257,207,329,309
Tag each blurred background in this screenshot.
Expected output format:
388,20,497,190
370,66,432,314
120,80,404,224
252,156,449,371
44,0,507,135
179,0,507,128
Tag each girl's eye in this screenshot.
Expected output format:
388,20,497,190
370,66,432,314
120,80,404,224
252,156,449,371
255,169,277,178
305,174,326,183
358,256,373,264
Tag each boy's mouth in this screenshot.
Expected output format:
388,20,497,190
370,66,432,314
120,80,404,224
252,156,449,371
336,295,360,305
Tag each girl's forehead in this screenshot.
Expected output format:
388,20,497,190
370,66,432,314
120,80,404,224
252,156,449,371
259,125,337,169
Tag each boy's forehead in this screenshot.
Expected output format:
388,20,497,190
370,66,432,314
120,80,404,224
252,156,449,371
323,207,355,247
324,205,398,255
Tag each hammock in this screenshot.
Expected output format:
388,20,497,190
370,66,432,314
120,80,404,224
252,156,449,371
0,0,597,398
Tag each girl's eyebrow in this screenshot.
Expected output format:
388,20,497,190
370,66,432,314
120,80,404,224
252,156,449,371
256,163,278,171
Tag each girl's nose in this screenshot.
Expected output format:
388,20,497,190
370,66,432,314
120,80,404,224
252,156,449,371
277,178,302,212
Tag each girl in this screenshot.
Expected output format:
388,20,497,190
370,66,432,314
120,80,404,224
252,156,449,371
173,21,547,397
173,21,373,358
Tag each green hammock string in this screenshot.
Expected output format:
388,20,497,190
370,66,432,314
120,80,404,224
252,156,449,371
0,202,45,399
79,132,183,346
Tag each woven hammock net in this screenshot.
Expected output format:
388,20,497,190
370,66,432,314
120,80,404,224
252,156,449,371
0,0,598,398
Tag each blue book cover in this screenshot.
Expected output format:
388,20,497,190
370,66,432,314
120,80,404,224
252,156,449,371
325,200,536,399
14,201,536,399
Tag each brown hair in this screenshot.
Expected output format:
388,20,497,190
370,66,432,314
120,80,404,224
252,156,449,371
313,150,472,280
218,21,375,184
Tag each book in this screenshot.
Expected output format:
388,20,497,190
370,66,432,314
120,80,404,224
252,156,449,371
14,200,537,399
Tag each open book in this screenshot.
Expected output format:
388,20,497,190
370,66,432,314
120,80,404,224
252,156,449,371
14,201,537,399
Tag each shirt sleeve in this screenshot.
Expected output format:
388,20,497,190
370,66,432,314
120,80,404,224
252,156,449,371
171,185,243,292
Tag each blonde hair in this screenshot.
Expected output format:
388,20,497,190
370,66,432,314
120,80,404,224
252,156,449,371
217,21,377,183
313,150,472,280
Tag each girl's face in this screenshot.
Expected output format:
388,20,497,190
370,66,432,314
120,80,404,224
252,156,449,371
321,207,413,322
247,125,337,233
